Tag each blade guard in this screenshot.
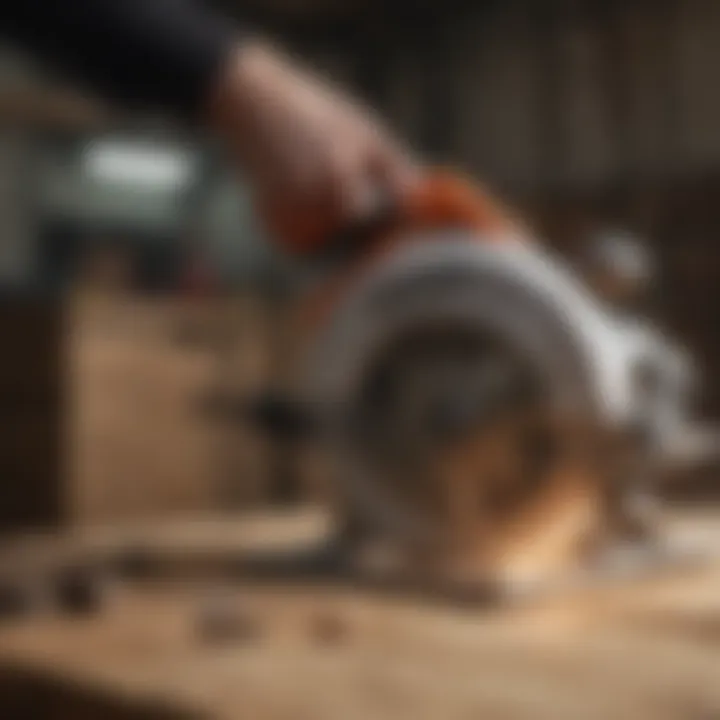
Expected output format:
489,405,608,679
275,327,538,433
263,171,703,596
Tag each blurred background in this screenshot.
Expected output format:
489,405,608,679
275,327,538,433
0,0,718,717
1,0,719,535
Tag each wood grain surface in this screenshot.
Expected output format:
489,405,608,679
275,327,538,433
0,509,718,720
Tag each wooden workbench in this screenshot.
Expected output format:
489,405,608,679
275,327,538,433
0,509,719,720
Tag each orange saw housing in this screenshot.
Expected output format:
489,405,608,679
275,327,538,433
268,170,530,334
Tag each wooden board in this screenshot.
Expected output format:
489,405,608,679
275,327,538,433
0,509,719,720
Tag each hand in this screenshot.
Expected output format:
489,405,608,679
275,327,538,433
207,40,419,250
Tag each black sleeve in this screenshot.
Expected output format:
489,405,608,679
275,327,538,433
0,0,240,122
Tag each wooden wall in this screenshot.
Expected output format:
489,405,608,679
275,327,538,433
368,0,719,191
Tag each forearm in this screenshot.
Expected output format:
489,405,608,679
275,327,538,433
0,1,417,245
0,0,240,121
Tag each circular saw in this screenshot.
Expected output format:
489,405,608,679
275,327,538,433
238,171,718,597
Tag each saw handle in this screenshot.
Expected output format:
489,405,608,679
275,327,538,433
264,170,522,257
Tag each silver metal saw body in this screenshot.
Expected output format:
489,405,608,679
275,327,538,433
293,231,713,590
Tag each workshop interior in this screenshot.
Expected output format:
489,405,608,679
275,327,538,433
0,0,719,718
